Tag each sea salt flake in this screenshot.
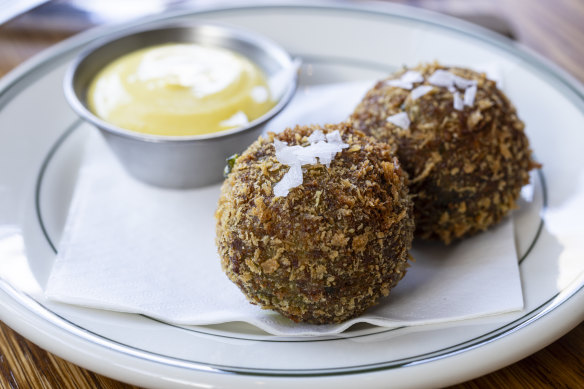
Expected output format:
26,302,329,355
453,92,464,111
386,112,411,129
464,84,477,106
410,85,434,100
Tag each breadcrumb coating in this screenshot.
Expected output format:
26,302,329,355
351,63,540,244
215,123,414,324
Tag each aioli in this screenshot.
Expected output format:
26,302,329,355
87,43,275,136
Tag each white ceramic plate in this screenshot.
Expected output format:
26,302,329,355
1,4,584,389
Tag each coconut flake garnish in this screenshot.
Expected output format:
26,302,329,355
386,70,424,90
386,112,411,129
464,84,477,106
454,75,476,89
428,69,478,111
428,70,455,87
386,79,412,89
401,70,424,84
307,130,325,143
325,130,344,144
428,70,476,90
273,130,349,197
410,85,434,100
453,92,464,111
273,164,303,198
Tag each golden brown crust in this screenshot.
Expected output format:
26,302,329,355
215,122,414,324
350,63,539,244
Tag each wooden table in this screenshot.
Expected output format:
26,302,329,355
1,1,583,388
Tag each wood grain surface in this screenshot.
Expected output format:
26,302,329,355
1,0,583,388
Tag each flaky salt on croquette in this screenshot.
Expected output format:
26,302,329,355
351,63,540,244
215,123,414,324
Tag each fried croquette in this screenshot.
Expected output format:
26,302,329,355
351,63,540,244
215,123,414,324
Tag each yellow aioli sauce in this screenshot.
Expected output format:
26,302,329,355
87,43,275,136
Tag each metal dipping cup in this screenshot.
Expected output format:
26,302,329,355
64,22,297,188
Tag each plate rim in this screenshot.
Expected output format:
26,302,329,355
1,2,584,388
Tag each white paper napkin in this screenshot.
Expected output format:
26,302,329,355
45,81,524,336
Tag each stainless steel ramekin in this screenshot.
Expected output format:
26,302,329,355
64,21,297,188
